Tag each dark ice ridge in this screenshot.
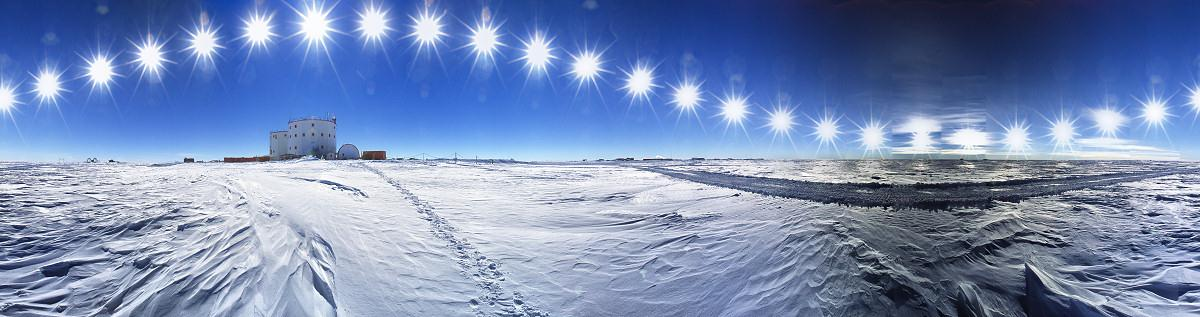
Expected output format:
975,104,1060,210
645,166,1198,209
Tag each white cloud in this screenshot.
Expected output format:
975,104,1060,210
1054,137,1180,160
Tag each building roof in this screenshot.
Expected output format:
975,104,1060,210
288,116,336,124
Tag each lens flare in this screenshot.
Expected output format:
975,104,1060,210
0,82,19,113
85,53,117,91
518,31,554,77
1189,85,1200,116
357,5,390,45
911,132,935,149
241,11,275,51
910,132,935,152
857,120,887,154
296,2,335,51
132,34,169,78
1091,108,1125,138
186,24,222,66
622,64,656,102
409,9,445,52
31,67,65,105
467,21,502,62
811,112,841,148
718,94,750,127
1048,113,1078,152
766,107,795,138
671,81,703,111
899,116,940,153
1138,96,1170,131
859,119,888,157
569,49,603,89
947,128,990,155
948,128,989,148
1002,120,1031,154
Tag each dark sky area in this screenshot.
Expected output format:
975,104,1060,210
0,0,1197,161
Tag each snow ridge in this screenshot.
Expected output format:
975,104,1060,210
359,163,545,317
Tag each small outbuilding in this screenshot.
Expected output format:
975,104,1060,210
362,151,387,160
338,144,361,160
224,156,270,163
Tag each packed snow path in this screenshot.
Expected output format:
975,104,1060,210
644,165,1199,209
359,163,545,316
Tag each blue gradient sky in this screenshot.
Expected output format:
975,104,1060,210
2,0,1200,162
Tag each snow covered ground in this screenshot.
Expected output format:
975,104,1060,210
2,160,1200,316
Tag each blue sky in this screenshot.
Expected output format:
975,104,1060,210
1,0,1200,162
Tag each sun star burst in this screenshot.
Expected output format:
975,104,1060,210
186,24,223,66
0,81,20,113
718,94,750,128
1138,95,1171,132
296,2,335,52
31,66,66,105
671,81,703,112
467,20,503,64
766,106,795,139
1048,113,1078,152
812,113,841,145
242,11,276,51
132,34,170,78
409,8,445,52
85,53,118,91
858,120,887,154
622,64,656,102
1091,108,1125,138
1003,120,1031,155
357,5,390,45
569,49,604,90
518,31,554,77
1188,85,1200,117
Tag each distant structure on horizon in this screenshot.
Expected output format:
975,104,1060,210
270,116,337,160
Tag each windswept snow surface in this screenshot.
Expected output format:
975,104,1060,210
2,160,1200,316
